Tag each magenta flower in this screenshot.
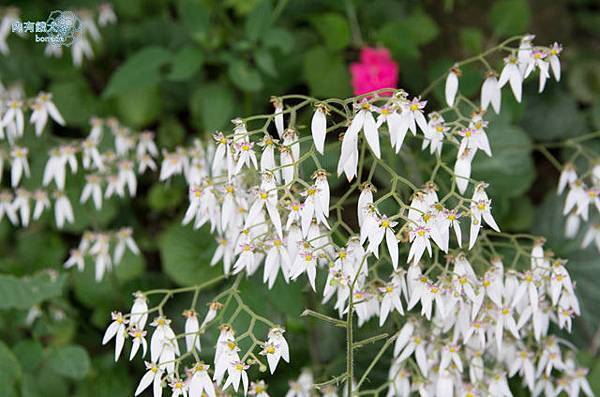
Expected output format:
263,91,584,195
350,47,399,96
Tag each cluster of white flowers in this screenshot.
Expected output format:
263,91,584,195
0,107,157,229
64,227,139,281
103,288,291,397
383,243,589,397
558,160,600,252
0,83,69,227
0,4,116,66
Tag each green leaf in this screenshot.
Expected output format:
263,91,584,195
459,27,484,55
262,27,295,54
309,13,351,50
520,87,588,142
190,83,235,131
303,46,351,98
245,0,272,43
178,0,211,41
159,223,222,286
472,120,535,198
168,46,204,81
49,78,99,128
228,59,264,92
47,345,91,380
376,11,438,60
254,48,277,77
13,340,44,372
0,341,21,386
115,85,163,127
489,0,530,37
103,46,171,98
148,182,186,212
0,273,66,310
567,60,600,104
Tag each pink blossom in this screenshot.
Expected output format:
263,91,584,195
350,47,398,96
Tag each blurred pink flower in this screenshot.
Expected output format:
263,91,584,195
350,47,398,96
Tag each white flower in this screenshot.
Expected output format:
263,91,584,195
118,160,137,196
188,362,216,397
366,215,399,269
10,145,29,187
548,42,563,81
3,99,24,139
98,3,117,26
72,36,94,66
150,316,180,374
183,310,201,353
582,224,600,251
135,361,164,397
264,237,290,288
407,225,432,265
495,306,519,352
80,175,103,209
32,190,50,220
498,55,522,102
271,97,285,138
468,197,500,249
129,327,148,361
378,283,404,326
311,104,328,154
64,248,85,271
130,291,149,330
396,335,429,376
114,227,140,263
13,189,30,227
223,360,249,395
481,73,501,113
168,378,188,397
0,191,18,225
285,369,313,397
454,147,475,195
444,66,460,106
54,191,75,229
399,97,428,136
558,163,577,194
102,311,128,361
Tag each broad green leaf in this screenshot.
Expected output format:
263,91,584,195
262,27,295,54
159,223,222,286
489,0,530,37
178,0,211,42
49,78,99,128
520,87,587,142
47,345,91,380
13,340,44,372
168,46,204,81
309,13,351,50
116,85,163,127
459,27,484,55
148,182,186,212
567,60,600,104
303,46,351,98
472,121,535,198
190,83,235,131
0,273,66,310
0,341,21,385
228,59,264,92
254,48,278,77
103,47,171,98
244,0,272,43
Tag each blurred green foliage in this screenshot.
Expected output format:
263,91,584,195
0,0,599,395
